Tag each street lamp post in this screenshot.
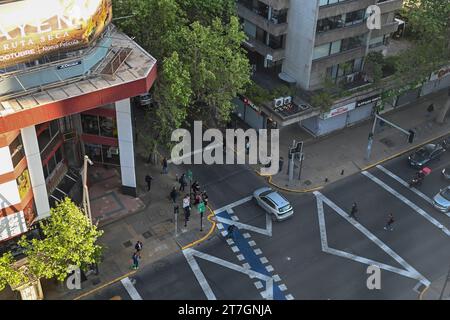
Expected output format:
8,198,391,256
82,155,93,224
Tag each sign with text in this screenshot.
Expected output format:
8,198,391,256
0,211,27,241
321,102,356,120
0,0,112,69
356,94,381,108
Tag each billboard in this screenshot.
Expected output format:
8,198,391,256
0,0,112,69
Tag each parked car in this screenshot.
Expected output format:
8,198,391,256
433,186,450,213
253,187,293,221
408,143,445,168
443,167,450,180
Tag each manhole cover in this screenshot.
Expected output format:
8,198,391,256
123,240,132,248
303,180,312,186
142,231,153,239
380,138,395,148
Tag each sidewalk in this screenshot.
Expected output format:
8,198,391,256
268,89,450,191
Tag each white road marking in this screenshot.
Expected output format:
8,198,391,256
260,257,268,264
217,223,224,230
376,165,450,218
231,246,239,253
183,249,216,300
314,191,430,286
221,231,228,237
237,254,245,261
285,294,294,300
231,215,239,221
254,248,262,255
248,240,256,246
120,277,143,300
254,281,263,289
273,274,281,282
279,284,287,291
242,263,250,269
216,216,272,236
265,265,274,272
214,196,254,215
362,171,450,236
183,248,274,300
243,233,251,239
226,239,235,245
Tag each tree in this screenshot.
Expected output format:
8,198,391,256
0,253,28,292
311,91,334,113
167,17,251,125
18,198,103,282
364,52,384,84
178,0,236,25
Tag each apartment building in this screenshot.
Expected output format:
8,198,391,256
237,0,403,136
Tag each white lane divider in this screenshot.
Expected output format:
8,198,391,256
314,191,430,286
362,171,450,236
376,165,450,218
120,277,143,300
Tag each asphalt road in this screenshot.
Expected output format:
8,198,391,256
87,136,450,300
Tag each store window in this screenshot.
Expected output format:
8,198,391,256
17,169,31,200
84,143,120,165
82,114,118,138
9,135,25,168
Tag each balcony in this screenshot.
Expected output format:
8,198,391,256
377,0,403,14
319,0,374,20
258,0,290,10
238,3,288,37
243,38,285,62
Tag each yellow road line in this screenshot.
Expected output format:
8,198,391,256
419,286,430,300
181,206,217,250
73,270,137,300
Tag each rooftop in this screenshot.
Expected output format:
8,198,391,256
0,26,157,134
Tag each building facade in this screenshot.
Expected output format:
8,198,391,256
0,2,157,247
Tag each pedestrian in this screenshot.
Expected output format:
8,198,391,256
135,240,143,252
384,213,395,231
131,251,141,270
349,202,358,219
162,157,168,174
145,174,153,191
245,138,250,155
191,180,200,194
227,224,236,239
198,200,206,232
202,191,209,207
183,194,191,226
179,173,187,191
170,187,178,203
427,103,434,113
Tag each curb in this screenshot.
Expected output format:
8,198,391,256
255,131,449,194
73,270,137,300
180,206,217,250
419,286,430,300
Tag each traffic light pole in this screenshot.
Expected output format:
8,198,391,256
365,113,413,161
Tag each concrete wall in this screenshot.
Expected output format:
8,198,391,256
282,0,319,89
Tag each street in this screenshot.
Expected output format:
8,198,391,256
85,136,450,300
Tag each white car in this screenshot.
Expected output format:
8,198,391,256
253,187,293,221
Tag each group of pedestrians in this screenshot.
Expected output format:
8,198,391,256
349,202,395,231
131,240,143,270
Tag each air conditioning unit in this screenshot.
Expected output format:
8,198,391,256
283,96,292,105
274,97,284,108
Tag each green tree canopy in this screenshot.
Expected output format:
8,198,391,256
19,198,103,282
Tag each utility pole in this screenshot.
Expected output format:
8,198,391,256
288,140,295,181
365,113,415,161
82,155,93,224
174,205,179,237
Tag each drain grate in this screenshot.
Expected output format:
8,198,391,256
123,240,132,248
303,180,312,186
142,231,153,239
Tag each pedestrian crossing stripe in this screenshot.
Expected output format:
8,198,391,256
314,191,430,287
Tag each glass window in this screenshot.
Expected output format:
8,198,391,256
81,114,100,135
55,147,63,164
330,40,341,55
9,135,25,168
49,120,59,138
313,43,330,60
99,117,116,138
47,157,56,176
102,146,120,165
85,143,103,163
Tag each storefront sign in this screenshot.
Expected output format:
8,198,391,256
240,95,260,113
57,60,82,70
356,94,381,108
321,102,356,120
0,0,112,69
430,65,450,81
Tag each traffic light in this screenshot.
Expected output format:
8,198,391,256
408,130,415,144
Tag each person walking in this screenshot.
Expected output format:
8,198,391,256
145,174,153,191
170,187,178,203
162,157,168,174
198,200,206,232
183,194,191,226
202,191,209,207
349,202,358,219
134,240,143,252
179,173,187,192
384,213,395,231
131,251,141,270
227,224,236,239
